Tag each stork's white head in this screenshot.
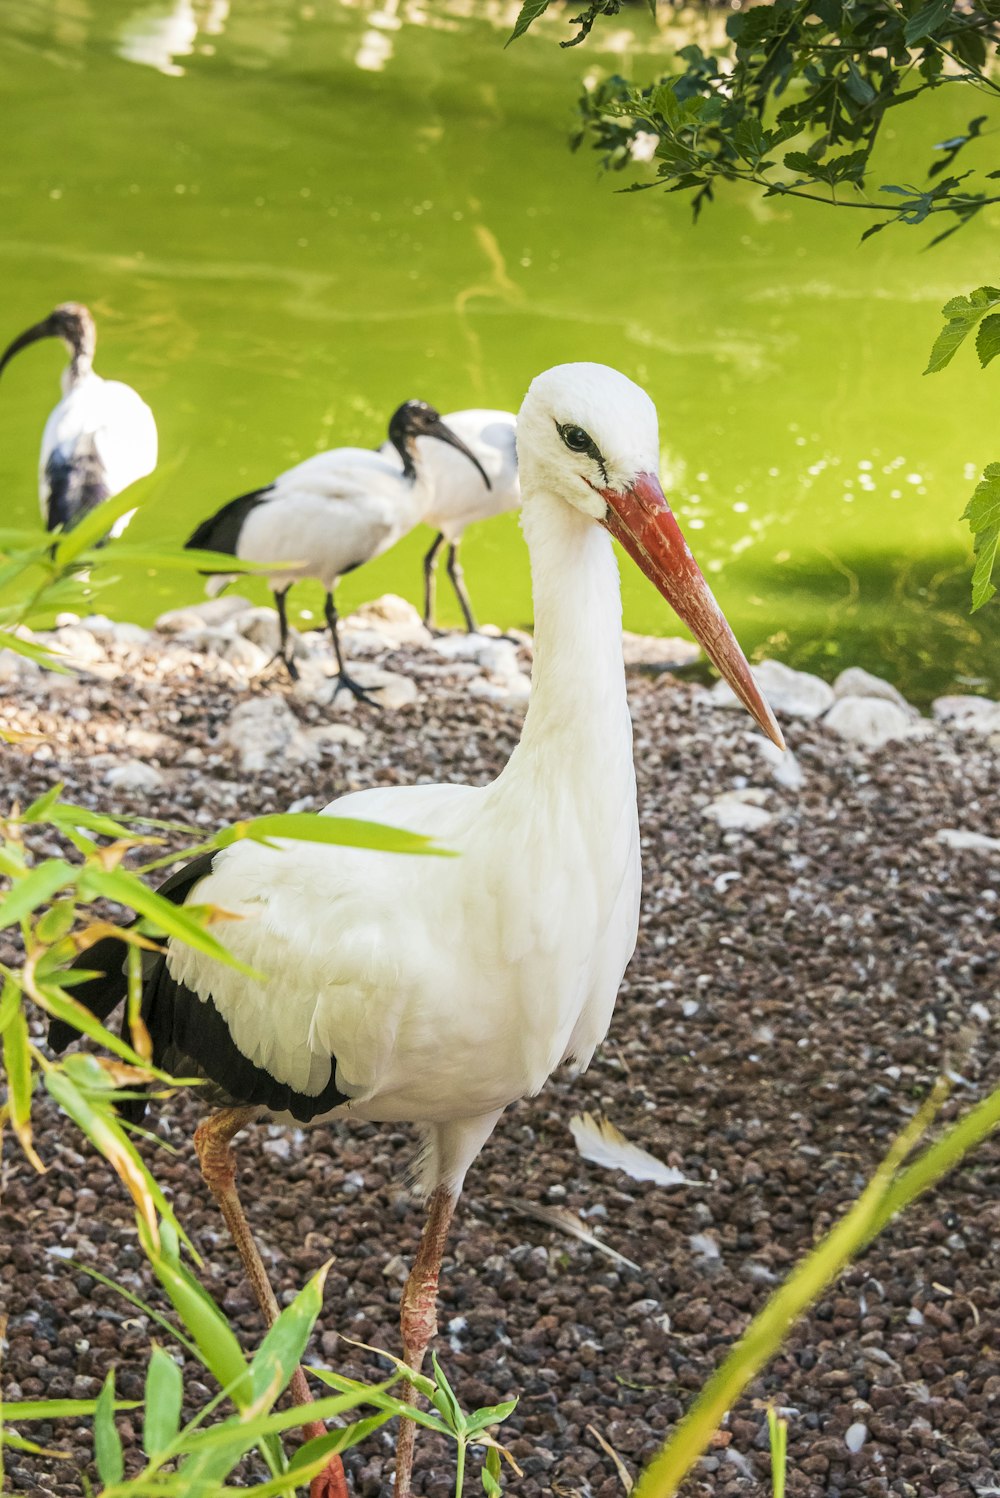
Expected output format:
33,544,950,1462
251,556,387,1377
517,362,659,520
518,361,784,750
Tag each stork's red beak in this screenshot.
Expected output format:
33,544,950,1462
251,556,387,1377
600,471,784,750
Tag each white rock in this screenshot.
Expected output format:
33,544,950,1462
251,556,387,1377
931,694,1000,734
750,734,804,790
156,595,252,633
709,659,834,719
0,647,40,682
468,671,532,706
844,1423,868,1454
293,661,418,711
221,696,308,772
703,789,774,831
824,696,914,749
227,606,309,662
935,828,1000,854
303,722,367,752
221,635,271,676
341,594,428,647
622,632,700,671
104,761,166,793
46,626,105,666
833,666,916,716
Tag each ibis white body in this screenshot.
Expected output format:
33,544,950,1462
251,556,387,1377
39,368,157,532
221,446,428,593
401,408,520,542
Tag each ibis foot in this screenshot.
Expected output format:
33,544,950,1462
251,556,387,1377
331,671,383,708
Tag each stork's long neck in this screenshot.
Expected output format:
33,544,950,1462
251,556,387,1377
497,488,635,808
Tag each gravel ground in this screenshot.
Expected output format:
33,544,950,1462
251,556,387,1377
1,617,999,1498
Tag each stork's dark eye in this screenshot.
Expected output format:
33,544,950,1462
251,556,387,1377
560,424,593,453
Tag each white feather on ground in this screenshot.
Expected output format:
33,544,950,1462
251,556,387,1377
569,1111,699,1187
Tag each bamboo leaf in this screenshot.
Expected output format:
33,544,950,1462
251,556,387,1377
1,1398,141,1420
0,860,78,930
2,1007,40,1168
429,1353,465,1433
79,867,259,976
249,1264,329,1407
94,1373,124,1486
143,1346,184,1459
287,1414,393,1471
220,812,456,859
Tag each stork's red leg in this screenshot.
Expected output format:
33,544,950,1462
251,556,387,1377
392,1186,458,1498
194,1108,349,1498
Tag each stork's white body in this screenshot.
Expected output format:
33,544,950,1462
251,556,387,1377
232,447,428,592
170,394,641,1190
39,368,157,528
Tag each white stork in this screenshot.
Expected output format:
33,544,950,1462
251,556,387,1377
0,303,157,539
185,401,491,703
389,408,520,633
52,363,782,1498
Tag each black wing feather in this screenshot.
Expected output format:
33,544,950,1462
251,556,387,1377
49,851,347,1125
45,439,111,533
185,487,274,559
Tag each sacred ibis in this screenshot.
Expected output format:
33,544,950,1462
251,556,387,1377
185,400,490,703
396,408,519,633
0,302,157,539
52,363,782,1498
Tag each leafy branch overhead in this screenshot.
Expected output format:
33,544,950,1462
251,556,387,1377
924,286,1000,609
510,0,1000,239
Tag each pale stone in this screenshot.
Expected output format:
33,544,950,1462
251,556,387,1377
750,734,804,790
844,1423,868,1454
824,696,915,749
935,828,1000,854
221,635,271,676
709,659,834,719
228,606,310,662
702,789,774,831
833,666,916,716
303,722,367,752
931,694,1000,734
0,648,40,682
341,594,428,647
468,671,532,706
622,632,701,671
104,761,166,793
47,626,105,666
156,595,252,633
221,696,307,772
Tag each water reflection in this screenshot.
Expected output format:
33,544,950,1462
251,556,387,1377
116,0,228,76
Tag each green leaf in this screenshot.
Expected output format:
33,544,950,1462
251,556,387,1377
507,0,552,44
904,0,953,44
51,490,146,567
139,1221,250,1405
483,1444,503,1494
976,313,1000,370
429,1353,465,1434
222,812,455,859
3,1007,35,1134
465,1399,518,1438
79,867,260,977
35,900,77,944
1,1398,140,1421
924,286,1000,374
249,1264,329,1407
23,781,67,821
94,1373,124,1486
0,977,21,1034
288,1413,393,1471
0,630,67,672
0,860,78,930
961,463,1000,611
143,1346,184,1458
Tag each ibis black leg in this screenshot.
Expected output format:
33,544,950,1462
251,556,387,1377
422,532,446,633
194,1108,348,1498
324,590,382,707
273,587,299,680
446,542,477,634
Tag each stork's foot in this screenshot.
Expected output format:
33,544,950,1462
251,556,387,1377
309,1456,350,1498
331,671,383,708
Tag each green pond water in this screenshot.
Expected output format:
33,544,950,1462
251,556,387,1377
3,0,999,704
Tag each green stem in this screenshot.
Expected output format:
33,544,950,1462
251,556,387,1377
454,1436,467,1497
